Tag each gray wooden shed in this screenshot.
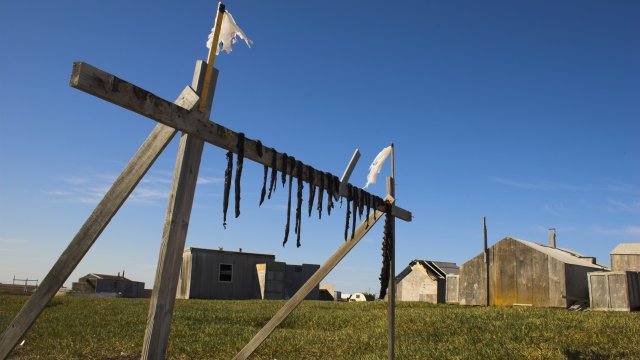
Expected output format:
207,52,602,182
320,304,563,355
256,261,320,300
395,260,459,303
71,273,145,298
177,247,275,300
588,271,640,311
610,243,640,271
457,237,608,307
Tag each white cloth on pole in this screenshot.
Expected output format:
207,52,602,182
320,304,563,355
364,146,392,188
206,11,253,55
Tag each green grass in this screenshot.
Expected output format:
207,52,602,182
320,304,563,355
1,295,639,359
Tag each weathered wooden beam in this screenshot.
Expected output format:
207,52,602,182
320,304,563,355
141,61,215,359
338,149,360,199
0,86,200,360
233,197,391,360
70,61,412,222
386,176,396,360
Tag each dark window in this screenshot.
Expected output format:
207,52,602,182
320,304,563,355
219,264,233,282
294,266,302,273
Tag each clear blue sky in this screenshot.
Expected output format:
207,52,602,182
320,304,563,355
1,1,638,294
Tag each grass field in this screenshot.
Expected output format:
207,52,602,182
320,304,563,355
1,295,639,359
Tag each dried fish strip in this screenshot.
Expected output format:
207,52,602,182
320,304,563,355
282,156,295,247
268,149,277,199
344,184,352,241
379,206,393,300
281,153,289,188
351,186,357,240
223,151,233,229
234,133,245,218
317,171,324,219
295,160,304,247
326,172,334,216
307,165,315,217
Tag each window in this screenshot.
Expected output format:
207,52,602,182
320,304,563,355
219,264,233,282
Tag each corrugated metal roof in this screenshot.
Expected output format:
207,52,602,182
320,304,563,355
511,238,609,270
395,259,459,282
87,273,131,281
611,243,640,255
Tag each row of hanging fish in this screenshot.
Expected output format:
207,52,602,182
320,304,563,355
221,134,387,248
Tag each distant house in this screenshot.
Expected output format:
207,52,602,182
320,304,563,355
177,247,319,300
395,260,459,303
455,237,608,308
588,243,640,312
610,243,640,271
71,273,145,298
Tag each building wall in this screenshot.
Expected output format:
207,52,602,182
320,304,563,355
458,238,581,308
445,275,459,303
257,262,320,300
396,263,439,303
612,254,640,272
589,271,640,311
285,264,320,300
180,249,275,300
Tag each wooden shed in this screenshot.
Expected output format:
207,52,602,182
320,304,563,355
177,247,274,300
610,243,640,271
256,261,320,300
71,273,145,298
588,271,640,311
395,260,459,303
457,237,608,308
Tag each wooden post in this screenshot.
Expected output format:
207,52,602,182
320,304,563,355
484,216,489,306
0,88,199,360
233,198,391,360
387,143,396,360
141,60,218,359
198,2,225,113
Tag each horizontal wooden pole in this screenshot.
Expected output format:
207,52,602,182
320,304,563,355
70,61,412,222
233,197,390,360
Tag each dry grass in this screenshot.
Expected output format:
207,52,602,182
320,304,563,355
1,295,639,359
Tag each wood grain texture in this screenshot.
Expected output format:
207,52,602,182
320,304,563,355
0,86,199,360
70,61,412,222
141,60,215,360
233,197,392,360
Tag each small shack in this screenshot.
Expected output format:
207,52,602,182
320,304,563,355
71,273,145,298
457,237,608,308
395,260,459,303
177,247,320,300
588,243,640,311
256,261,320,300
610,243,640,271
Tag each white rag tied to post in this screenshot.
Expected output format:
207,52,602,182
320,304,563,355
206,11,253,55
364,146,393,188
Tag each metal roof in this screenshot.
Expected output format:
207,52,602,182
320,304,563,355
610,243,640,255
396,260,459,282
511,238,609,270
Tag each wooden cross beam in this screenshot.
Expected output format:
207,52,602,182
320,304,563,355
69,61,413,222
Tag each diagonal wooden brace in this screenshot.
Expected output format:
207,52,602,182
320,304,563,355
233,196,393,360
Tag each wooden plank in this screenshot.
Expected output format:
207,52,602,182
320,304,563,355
233,197,391,360
0,87,199,360
70,62,412,222
386,176,395,360
515,241,534,305
141,61,215,360
337,149,360,199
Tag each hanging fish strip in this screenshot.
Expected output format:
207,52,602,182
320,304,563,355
365,192,371,228
307,166,316,217
326,172,334,216
222,151,233,229
281,153,289,188
268,149,277,199
234,133,245,218
344,184,352,241
351,186,357,240
316,171,324,219
282,156,295,247
256,141,268,206
357,188,365,220
294,160,304,247
378,205,393,300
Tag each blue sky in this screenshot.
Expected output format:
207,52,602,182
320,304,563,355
1,1,638,294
